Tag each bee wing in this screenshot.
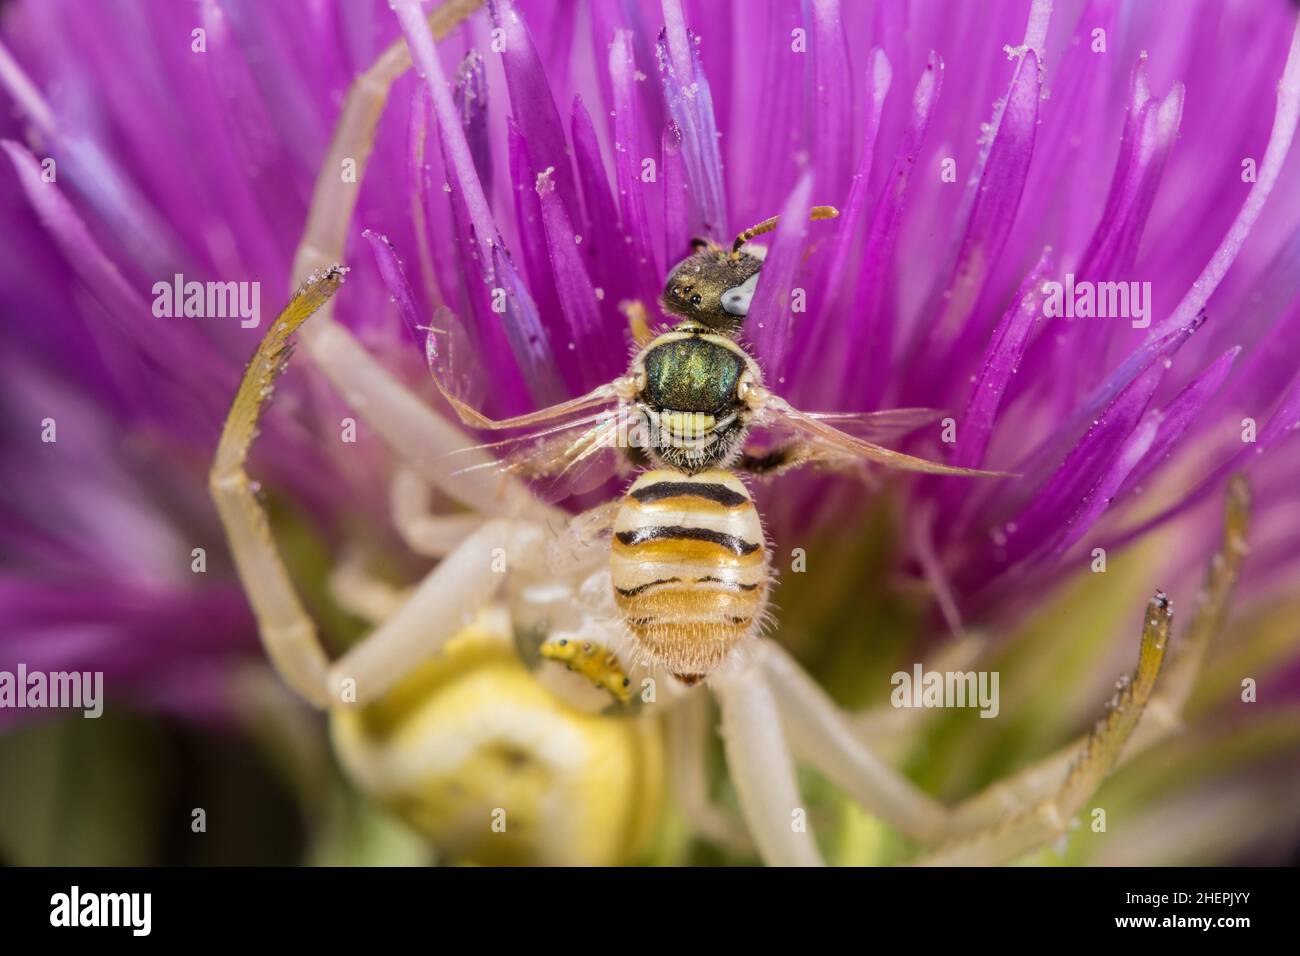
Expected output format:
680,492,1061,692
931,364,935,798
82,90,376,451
801,407,947,444
442,407,634,504
416,308,638,502
423,305,634,432
439,378,628,431
756,394,1012,478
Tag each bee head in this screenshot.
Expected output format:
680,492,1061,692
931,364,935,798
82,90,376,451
661,239,764,335
659,206,839,336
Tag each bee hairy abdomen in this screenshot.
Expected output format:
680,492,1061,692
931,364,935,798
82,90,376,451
611,468,768,682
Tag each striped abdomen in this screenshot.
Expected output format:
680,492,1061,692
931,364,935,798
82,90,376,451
611,469,768,683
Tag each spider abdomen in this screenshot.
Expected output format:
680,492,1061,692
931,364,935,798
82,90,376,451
611,468,768,683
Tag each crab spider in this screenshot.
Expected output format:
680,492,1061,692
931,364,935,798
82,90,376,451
211,268,1249,866
209,1,1253,865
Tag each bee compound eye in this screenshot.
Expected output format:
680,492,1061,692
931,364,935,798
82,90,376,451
691,294,702,305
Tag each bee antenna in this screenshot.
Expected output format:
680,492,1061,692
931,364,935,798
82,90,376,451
731,205,840,252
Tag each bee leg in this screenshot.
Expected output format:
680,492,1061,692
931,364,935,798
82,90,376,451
738,442,881,483
738,447,806,478
918,476,1250,859
757,639,948,845
710,653,825,866
666,694,754,854
743,450,790,476
390,468,486,557
737,443,853,477
622,299,655,347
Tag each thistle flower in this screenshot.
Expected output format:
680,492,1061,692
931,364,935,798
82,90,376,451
1,0,1299,865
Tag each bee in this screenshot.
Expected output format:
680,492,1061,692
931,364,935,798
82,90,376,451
659,206,840,334
435,206,1003,686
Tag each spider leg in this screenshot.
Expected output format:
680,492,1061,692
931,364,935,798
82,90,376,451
666,693,753,854
296,304,547,520
758,474,1245,865
328,549,413,624
390,467,485,557
328,518,541,706
287,0,540,519
334,494,623,706
757,639,949,844
915,591,1174,865
711,652,824,866
292,0,483,284
926,476,1250,849
851,631,989,762
211,268,539,710
753,593,1172,863
210,269,348,707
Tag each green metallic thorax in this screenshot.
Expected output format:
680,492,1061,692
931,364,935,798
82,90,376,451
641,335,745,414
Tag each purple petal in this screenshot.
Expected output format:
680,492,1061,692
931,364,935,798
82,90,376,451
793,47,891,400
808,0,854,205
1000,312,1207,514
394,0,497,274
488,0,580,221
1020,65,1184,409
907,49,1041,391
508,116,567,372
363,229,426,353
491,243,568,404
747,171,814,384
953,247,1056,470
536,165,622,385
1147,18,1300,340
966,362,1165,596
1107,367,1300,554
1040,415,1158,564
453,49,493,202
609,27,661,301
1119,346,1241,496
1,140,231,426
662,120,689,266
657,2,727,238
434,123,551,411
570,93,635,310
843,52,944,409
